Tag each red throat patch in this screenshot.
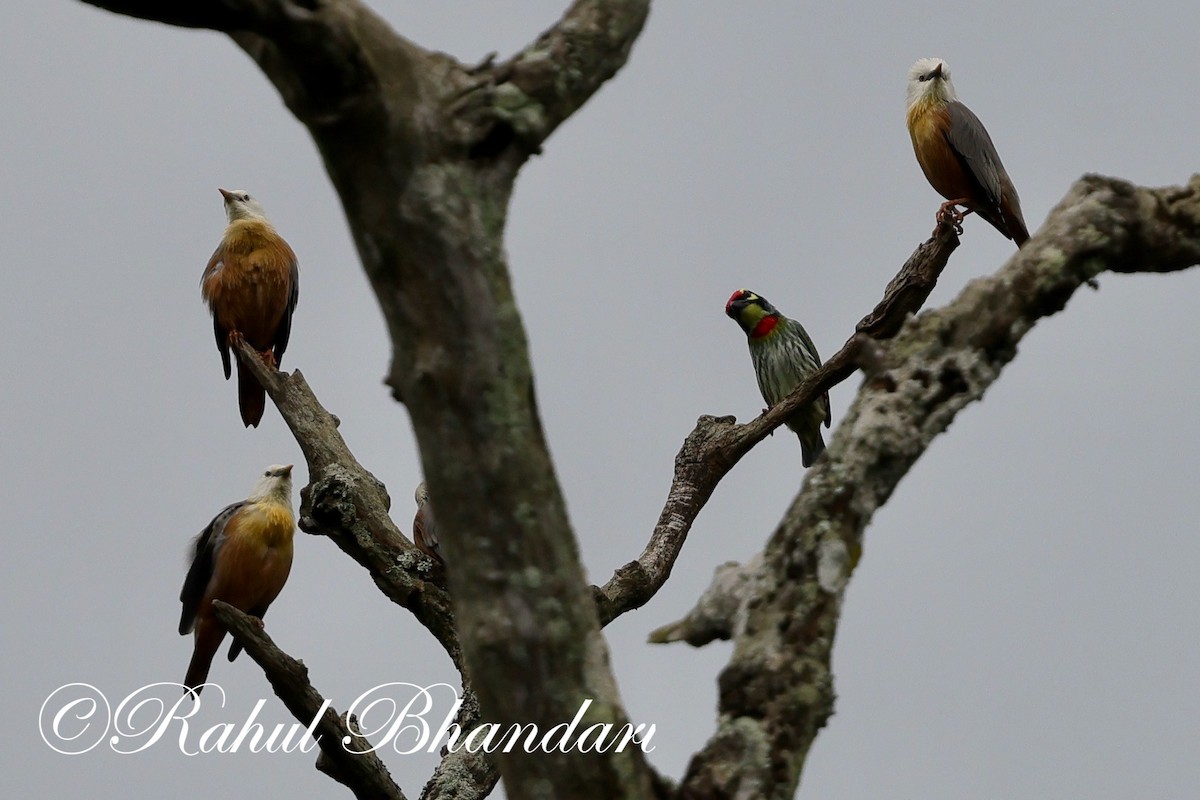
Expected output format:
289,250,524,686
750,315,779,338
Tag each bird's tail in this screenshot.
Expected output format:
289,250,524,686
799,429,826,468
227,605,267,662
183,622,225,697
1010,217,1030,247
236,359,266,428
978,203,1030,247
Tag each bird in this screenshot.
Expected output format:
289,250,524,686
726,289,831,467
906,58,1029,246
412,481,443,565
201,188,299,427
178,464,296,696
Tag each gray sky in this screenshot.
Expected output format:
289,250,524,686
5,1,1199,797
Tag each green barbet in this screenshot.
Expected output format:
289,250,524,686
725,289,831,466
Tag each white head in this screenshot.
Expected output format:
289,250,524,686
415,481,430,506
906,58,957,108
219,187,271,223
248,464,294,505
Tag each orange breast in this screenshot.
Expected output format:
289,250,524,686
202,504,294,614
907,102,973,203
203,221,296,351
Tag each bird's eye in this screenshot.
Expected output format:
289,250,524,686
264,470,271,477
918,74,929,82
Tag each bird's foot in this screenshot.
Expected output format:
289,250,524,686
227,330,245,347
937,202,966,235
259,350,277,369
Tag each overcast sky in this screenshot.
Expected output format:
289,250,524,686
5,1,1199,798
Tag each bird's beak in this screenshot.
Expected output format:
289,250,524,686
282,465,294,477
930,62,944,79
218,187,234,202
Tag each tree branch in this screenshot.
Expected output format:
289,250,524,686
83,0,421,131
211,600,407,800
232,339,460,669
80,0,282,31
594,219,961,626
419,738,499,800
483,0,652,149
676,174,1200,799
645,557,764,647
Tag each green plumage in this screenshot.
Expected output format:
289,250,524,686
726,290,831,467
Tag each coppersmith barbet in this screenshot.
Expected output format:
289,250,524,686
726,289,830,467
178,464,295,696
201,188,299,427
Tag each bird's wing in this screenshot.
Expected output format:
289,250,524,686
790,322,832,427
178,501,245,635
272,251,300,364
944,101,1005,209
212,315,230,380
202,244,232,379
414,503,443,563
791,323,822,371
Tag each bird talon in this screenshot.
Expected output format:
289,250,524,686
761,408,776,434
227,330,245,347
937,203,964,224
935,203,966,236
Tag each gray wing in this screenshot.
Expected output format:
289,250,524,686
178,501,244,635
414,502,443,564
945,101,1005,208
272,257,300,365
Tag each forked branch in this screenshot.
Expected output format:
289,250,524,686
231,339,459,667
594,219,962,626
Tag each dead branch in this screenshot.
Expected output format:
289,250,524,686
211,600,406,800
594,219,961,626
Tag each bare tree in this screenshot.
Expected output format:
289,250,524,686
77,1,1200,798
